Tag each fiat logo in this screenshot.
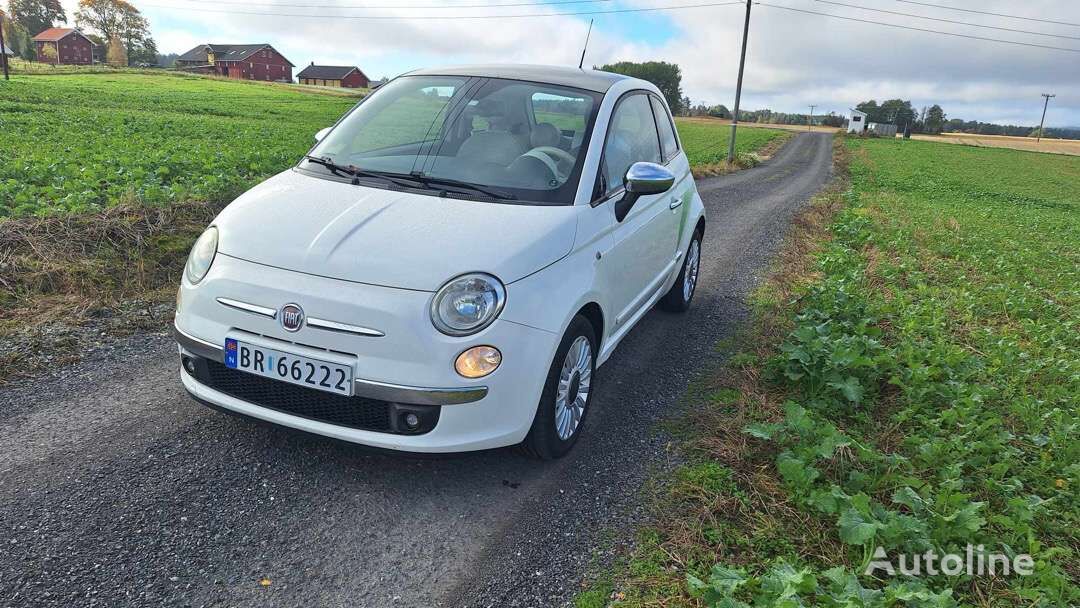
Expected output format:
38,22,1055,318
280,303,305,332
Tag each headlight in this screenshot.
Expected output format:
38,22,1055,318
430,273,506,336
185,226,218,285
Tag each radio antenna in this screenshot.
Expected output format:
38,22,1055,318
578,18,594,69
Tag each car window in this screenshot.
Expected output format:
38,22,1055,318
650,96,679,162
602,93,662,194
530,91,591,149
307,76,602,205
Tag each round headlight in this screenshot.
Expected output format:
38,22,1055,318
430,273,506,336
185,226,218,285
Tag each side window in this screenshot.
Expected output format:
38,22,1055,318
602,93,662,194
650,96,679,162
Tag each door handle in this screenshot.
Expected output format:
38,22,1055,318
669,197,683,210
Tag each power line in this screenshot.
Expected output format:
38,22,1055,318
757,2,1080,53
896,0,1080,29
171,0,614,10
139,0,745,20
815,0,1080,41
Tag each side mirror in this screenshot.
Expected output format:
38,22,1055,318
615,162,675,222
314,127,332,143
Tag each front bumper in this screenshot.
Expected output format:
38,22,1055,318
174,253,561,453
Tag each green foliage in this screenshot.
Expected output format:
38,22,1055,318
674,120,787,167
707,139,1080,606
0,73,357,217
597,60,684,114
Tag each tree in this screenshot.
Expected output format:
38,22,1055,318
924,105,946,134
38,39,56,62
855,100,881,122
597,60,684,115
2,9,34,59
104,33,124,66
74,0,148,64
128,35,156,65
8,0,65,38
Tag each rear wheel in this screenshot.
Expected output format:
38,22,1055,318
520,315,597,460
660,231,702,312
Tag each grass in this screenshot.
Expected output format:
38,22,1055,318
676,119,791,174
0,72,358,217
582,137,1078,606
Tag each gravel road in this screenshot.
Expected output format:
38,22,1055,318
0,132,833,608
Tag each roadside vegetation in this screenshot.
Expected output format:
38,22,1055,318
579,138,1078,607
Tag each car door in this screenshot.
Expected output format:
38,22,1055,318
650,94,694,253
597,92,680,329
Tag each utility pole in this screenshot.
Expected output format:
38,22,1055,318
727,0,752,163
0,11,9,81
1037,93,1055,143
808,105,816,132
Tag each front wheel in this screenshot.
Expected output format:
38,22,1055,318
520,315,597,460
659,231,702,312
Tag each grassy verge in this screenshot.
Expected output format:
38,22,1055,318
579,137,1078,607
676,118,791,176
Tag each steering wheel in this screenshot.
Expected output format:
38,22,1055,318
521,146,577,184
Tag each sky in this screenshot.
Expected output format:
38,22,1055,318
55,0,1080,127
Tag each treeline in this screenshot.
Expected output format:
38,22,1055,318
856,98,1079,140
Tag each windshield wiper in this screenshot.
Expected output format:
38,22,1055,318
408,172,517,201
303,156,419,190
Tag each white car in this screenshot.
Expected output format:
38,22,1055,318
174,65,705,458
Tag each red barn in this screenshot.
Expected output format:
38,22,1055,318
174,43,294,82
32,28,94,65
297,63,370,89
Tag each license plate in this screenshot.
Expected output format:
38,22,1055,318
225,338,353,396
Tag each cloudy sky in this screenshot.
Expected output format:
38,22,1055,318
58,0,1080,126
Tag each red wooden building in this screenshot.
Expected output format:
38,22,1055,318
32,28,94,65
297,63,370,89
174,43,294,82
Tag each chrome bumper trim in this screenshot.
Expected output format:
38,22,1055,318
352,378,487,406
174,324,225,361
306,317,385,337
173,324,486,405
217,297,276,319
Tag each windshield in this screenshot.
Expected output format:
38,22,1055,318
302,75,603,205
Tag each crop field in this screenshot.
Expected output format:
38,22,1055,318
912,132,1080,156
0,73,359,217
0,73,783,218
676,119,789,167
585,138,1078,607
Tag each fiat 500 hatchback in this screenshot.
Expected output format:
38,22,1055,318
175,64,705,458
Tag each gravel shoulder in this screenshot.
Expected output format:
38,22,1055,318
0,133,833,608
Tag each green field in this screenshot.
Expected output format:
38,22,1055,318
676,119,788,166
0,73,359,217
0,74,783,218
585,139,1078,607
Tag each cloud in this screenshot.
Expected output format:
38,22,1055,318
61,0,1080,126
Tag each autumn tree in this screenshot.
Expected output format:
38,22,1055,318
74,0,148,64
104,33,124,66
8,0,65,38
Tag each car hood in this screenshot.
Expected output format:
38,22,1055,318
213,170,578,292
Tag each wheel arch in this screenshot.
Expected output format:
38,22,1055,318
575,302,604,351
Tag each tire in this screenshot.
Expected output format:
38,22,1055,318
520,315,598,460
659,230,703,313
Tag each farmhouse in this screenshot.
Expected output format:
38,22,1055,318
297,63,370,88
175,43,294,82
32,28,94,65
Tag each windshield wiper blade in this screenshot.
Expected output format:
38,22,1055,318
303,156,419,190
408,172,517,201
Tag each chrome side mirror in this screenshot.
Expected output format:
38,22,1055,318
616,162,675,222
314,127,332,143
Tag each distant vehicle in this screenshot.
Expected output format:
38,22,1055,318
174,64,705,458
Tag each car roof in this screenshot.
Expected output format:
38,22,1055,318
403,64,631,93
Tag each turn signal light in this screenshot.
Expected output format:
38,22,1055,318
455,346,502,379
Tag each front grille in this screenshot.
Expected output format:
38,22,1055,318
199,359,393,432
